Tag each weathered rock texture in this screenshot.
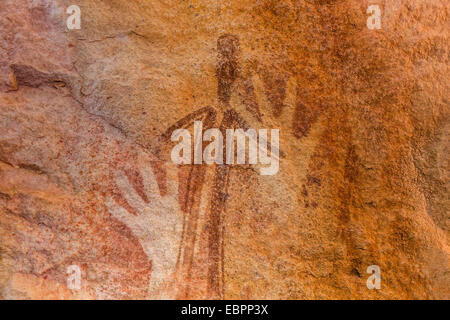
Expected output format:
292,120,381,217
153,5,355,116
0,0,448,299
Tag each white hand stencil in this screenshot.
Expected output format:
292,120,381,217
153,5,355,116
106,160,182,299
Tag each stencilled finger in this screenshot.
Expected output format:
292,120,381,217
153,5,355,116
252,73,271,116
282,75,297,138
140,162,160,202
113,170,148,211
107,196,150,238
285,76,297,113
105,196,132,226
166,170,179,200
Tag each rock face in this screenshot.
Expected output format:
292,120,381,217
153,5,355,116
0,0,448,299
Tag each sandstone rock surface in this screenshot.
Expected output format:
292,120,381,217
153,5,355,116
0,0,448,299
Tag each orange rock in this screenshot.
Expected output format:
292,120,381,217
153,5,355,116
0,0,448,299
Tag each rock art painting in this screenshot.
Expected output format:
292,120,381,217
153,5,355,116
0,0,448,300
